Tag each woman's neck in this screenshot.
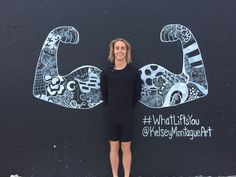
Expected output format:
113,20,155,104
114,60,127,70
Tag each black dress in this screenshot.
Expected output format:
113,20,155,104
100,64,141,142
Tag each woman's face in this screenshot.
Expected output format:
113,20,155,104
113,40,127,62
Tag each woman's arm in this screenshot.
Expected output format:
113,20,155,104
133,70,142,106
100,70,108,105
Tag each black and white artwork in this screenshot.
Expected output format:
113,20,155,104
33,24,208,109
140,24,208,108
33,26,102,109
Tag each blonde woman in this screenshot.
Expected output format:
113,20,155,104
101,38,141,177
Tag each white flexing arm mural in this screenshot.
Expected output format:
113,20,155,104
33,24,208,109
140,24,208,108
33,26,102,109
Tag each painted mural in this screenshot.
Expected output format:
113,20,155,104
33,26,102,109
140,24,208,108
33,24,208,109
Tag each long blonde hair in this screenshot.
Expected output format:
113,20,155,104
108,38,132,64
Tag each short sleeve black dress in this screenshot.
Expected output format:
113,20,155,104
100,64,141,142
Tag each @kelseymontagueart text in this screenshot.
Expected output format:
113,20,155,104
142,114,213,140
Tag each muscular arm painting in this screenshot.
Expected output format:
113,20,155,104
140,24,208,108
33,26,102,109
33,24,208,109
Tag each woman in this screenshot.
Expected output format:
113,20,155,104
101,38,141,177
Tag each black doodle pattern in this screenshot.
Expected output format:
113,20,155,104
140,24,208,108
33,24,208,109
33,26,102,109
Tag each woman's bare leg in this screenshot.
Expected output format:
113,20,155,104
110,141,120,177
121,141,132,177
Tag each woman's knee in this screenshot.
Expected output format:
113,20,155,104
110,141,120,153
121,142,131,153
